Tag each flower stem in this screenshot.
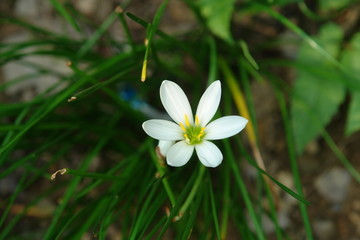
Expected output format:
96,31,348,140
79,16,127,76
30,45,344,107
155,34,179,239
220,58,279,206
177,165,206,219
149,148,176,207
220,162,230,239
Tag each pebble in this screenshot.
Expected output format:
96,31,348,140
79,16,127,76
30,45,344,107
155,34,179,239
3,32,71,99
313,219,335,240
315,167,352,207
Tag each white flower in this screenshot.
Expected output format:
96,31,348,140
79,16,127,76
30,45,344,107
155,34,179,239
142,80,248,168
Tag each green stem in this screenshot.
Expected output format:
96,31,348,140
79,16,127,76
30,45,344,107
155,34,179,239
225,140,266,240
178,165,206,218
208,180,221,239
270,77,314,240
149,148,176,207
322,131,360,183
220,161,230,239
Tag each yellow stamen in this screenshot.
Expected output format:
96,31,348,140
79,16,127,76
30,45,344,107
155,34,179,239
180,115,205,145
179,122,187,132
184,114,190,127
195,115,200,125
197,128,205,140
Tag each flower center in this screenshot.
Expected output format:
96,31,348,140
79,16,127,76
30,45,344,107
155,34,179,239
179,115,205,145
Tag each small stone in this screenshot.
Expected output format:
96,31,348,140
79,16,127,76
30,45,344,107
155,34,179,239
315,167,352,205
313,219,335,240
305,139,320,155
15,0,40,19
2,33,71,100
247,205,290,234
73,0,112,21
73,0,98,16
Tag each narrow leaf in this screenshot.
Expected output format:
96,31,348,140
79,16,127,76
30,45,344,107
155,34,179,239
49,0,80,31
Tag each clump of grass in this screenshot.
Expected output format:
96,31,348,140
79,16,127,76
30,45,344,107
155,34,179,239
1,0,359,239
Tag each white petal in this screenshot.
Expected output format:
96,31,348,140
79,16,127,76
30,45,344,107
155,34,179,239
195,141,223,167
166,141,194,167
196,80,221,126
142,120,183,141
158,140,175,156
205,116,248,140
160,80,194,125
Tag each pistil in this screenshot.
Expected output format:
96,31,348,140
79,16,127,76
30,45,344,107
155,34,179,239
180,114,205,145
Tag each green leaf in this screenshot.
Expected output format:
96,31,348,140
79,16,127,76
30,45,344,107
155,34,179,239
291,23,345,154
318,0,352,12
198,0,235,43
346,93,360,135
341,33,360,135
271,0,300,6
239,40,259,70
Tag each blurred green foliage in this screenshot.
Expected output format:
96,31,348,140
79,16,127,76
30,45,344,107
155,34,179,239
0,0,359,239
291,23,345,154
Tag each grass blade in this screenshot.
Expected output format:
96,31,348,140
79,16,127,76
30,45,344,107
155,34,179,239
49,0,80,31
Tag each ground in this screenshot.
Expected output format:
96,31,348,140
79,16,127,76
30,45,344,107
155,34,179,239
1,0,360,239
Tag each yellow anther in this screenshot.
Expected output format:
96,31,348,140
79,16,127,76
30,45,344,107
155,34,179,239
184,114,190,127
180,115,205,145
197,129,205,140
179,122,187,132
195,115,200,125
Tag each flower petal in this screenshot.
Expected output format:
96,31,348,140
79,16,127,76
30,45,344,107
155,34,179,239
142,120,183,141
196,80,221,126
160,80,194,125
205,116,248,140
166,141,194,167
195,141,223,167
158,140,175,156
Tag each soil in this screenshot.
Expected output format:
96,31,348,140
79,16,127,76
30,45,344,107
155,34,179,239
1,0,359,239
